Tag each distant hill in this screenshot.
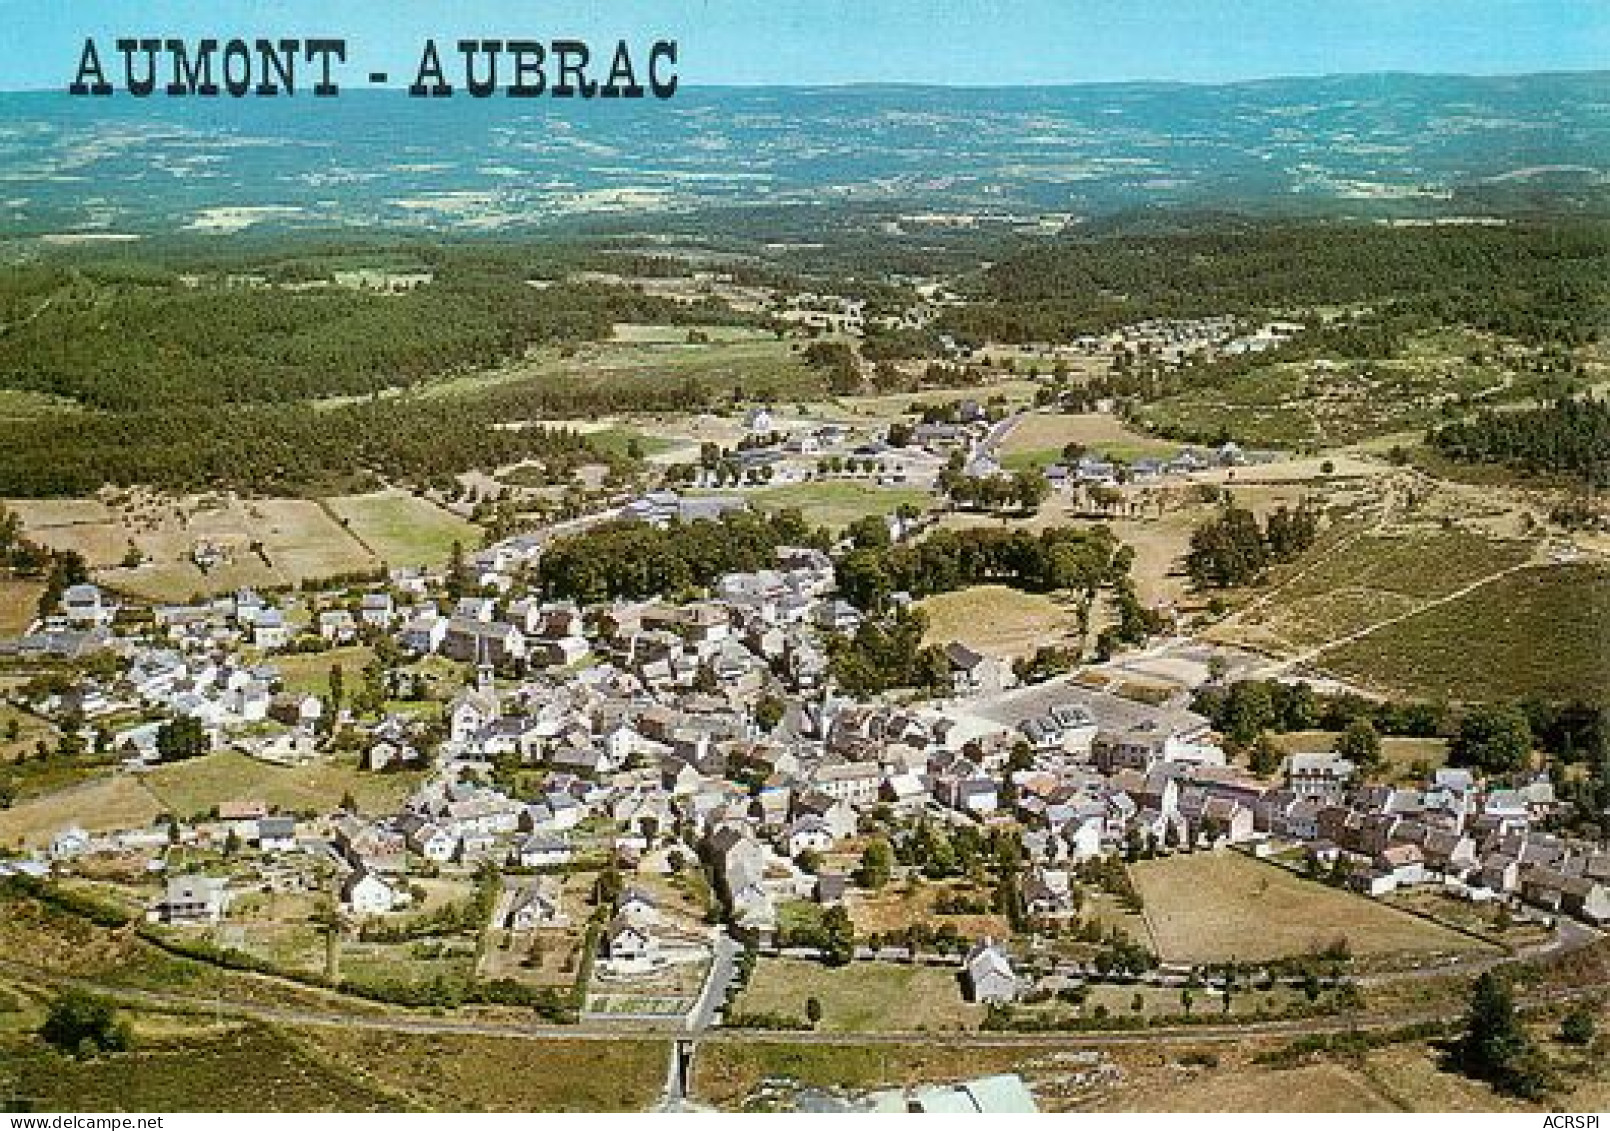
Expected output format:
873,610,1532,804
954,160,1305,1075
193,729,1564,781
0,71,1606,238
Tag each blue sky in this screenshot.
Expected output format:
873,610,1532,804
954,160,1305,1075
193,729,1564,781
2,0,1605,90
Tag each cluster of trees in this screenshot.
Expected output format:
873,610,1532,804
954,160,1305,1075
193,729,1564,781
775,905,856,966
1185,502,1320,588
154,716,209,763
835,524,1129,611
1194,678,1605,785
1192,680,1443,747
892,820,1024,882
939,468,1051,513
826,607,947,697
1452,972,1554,1099
38,989,132,1059
536,509,820,602
1431,397,1610,485
800,340,862,394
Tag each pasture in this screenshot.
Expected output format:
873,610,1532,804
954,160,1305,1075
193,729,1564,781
321,490,478,570
142,750,424,820
0,774,165,850
1000,411,1179,470
695,482,932,530
1128,850,1492,965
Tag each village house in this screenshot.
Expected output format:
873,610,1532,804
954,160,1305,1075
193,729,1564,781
964,937,1021,1004
1285,752,1357,804
150,875,231,924
342,867,407,915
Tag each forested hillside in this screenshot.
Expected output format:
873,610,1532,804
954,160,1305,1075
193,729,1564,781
942,221,1608,346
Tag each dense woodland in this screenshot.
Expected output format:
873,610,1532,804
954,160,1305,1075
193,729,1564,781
0,399,611,497
943,220,1607,347
1430,397,1610,484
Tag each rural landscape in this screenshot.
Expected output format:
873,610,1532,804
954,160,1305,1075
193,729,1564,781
0,58,1607,1115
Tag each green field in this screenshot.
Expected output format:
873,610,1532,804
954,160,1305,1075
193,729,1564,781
0,388,84,421
1318,562,1610,702
321,491,479,570
693,482,932,530
268,645,379,696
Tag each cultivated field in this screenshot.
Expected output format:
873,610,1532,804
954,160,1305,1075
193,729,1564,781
13,490,391,602
1129,851,1492,965
735,958,982,1033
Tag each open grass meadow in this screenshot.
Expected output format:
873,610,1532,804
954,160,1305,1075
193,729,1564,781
693,481,933,530
1128,851,1493,965
142,750,425,820
918,584,1081,658
735,958,981,1033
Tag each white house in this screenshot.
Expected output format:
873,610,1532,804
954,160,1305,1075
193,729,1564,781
343,868,406,915
964,937,1020,1004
